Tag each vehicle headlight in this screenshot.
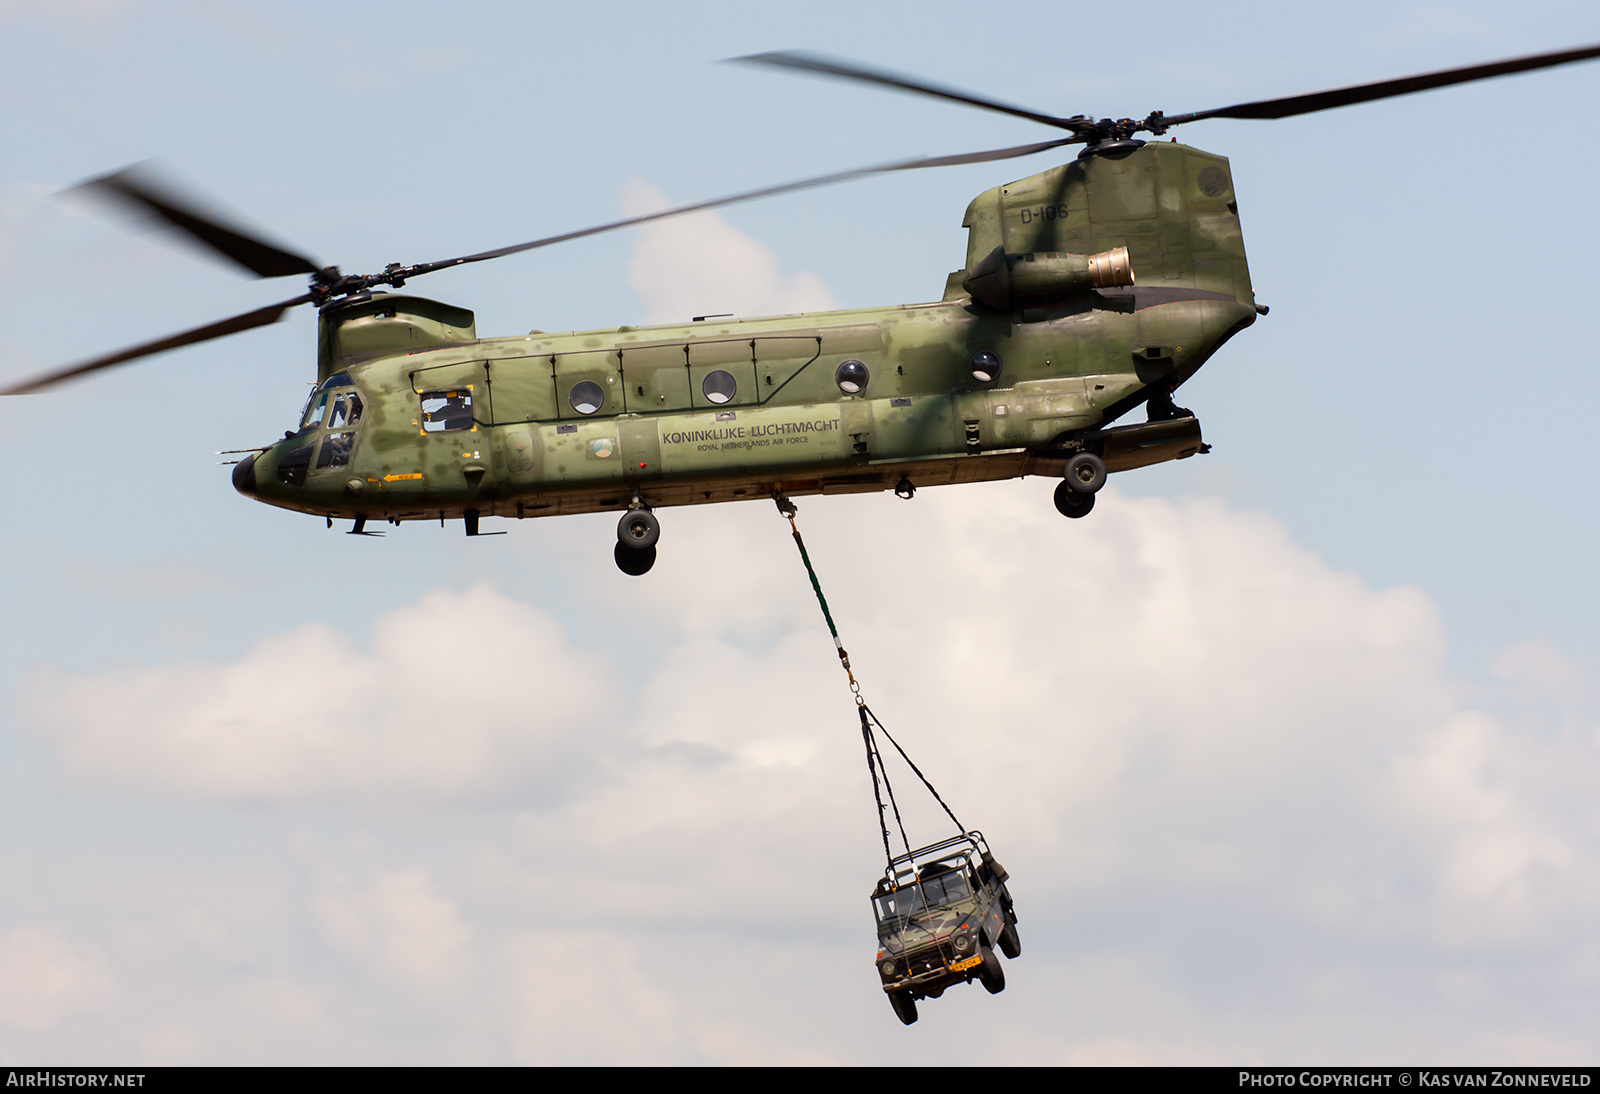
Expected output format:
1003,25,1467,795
880,959,897,978
952,932,973,953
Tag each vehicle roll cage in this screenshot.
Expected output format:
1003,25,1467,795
875,830,997,895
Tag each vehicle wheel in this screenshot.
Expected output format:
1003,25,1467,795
1064,452,1107,494
1053,480,1096,519
999,921,1022,960
614,542,657,576
978,944,1006,994
617,508,661,550
889,990,918,1026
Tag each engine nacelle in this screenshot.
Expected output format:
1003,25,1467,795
962,245,1134,311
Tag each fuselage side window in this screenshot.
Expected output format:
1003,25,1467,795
701,369,737,405
421,389,473,432
569,380,605,415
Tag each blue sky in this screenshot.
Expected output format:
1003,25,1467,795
1,0,1597,1064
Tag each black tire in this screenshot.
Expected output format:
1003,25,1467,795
999,921,1021,960
977,944,1005,994
1064,452,1107,494
613,542,657,576
889,990,918,1026
1053,480,1096,519
617,508,661,550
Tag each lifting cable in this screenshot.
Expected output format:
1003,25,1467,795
774,492,966,871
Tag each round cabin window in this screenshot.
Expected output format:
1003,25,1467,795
569,380,605,415
969,351,1002,383
835,359,869,394
702,370,737,405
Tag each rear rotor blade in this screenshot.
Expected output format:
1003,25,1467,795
730,51,1092,135
1165,42,1600,126
76,164,321,279
403,137,1080,278
0,294,312,395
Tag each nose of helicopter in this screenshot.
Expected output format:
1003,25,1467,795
231,451,258,496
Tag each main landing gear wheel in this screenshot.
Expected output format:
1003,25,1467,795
617,508,661,550
889,990,918,1026
1053,480,1096,519
1064,452,1107,494
615,508,660,575
614,542,657,576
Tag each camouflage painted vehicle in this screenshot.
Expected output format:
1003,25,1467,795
872,831,1019,1026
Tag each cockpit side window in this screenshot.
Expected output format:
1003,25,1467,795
300,392,330,430
421,389,474,432
317,392,365,470
276,443,313,486
316,430,355,470
328,392,363,430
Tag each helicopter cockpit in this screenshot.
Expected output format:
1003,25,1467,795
277,371,364,487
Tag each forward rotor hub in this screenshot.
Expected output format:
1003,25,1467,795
307,262,421,307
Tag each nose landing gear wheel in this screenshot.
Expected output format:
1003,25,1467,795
614,542,657,575
1053,480,1096,519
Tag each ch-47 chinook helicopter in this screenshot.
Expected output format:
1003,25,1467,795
6,46,1599,575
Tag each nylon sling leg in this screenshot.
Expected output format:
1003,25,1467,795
775,490,965,870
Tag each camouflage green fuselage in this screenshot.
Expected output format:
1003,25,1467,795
237,142,1258,524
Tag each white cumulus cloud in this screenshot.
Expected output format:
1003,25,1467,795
23,586,613,802
11,483,1600,1061
0,927,113,1032
316,868,473,988
622,179,839,325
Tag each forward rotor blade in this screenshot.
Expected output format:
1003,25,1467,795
1166,42,1600,126
404,137,1080,279
11,139,1076,394
76,164,321,279
0,294,312,396
730,50,1091,134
